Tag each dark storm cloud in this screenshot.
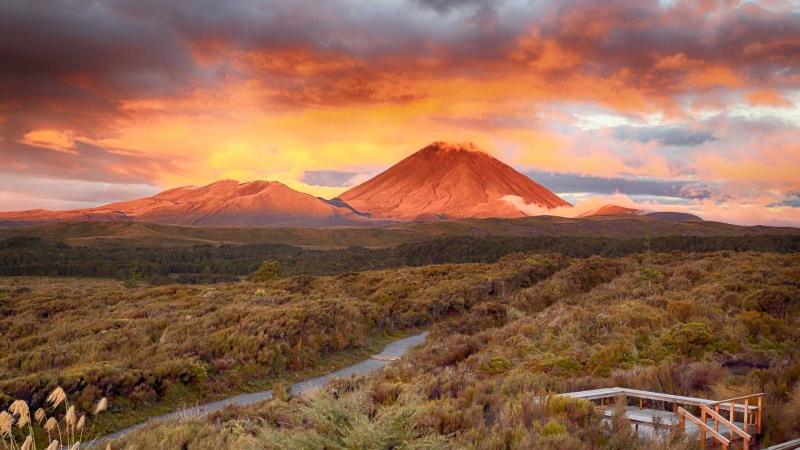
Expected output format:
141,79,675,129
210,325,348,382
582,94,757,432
2,0,800,119
613,126,716,147
512,0,800,96
301,170,360,187
526,170,714,199
167,0,800,111
0,1,191,87
0,0,200,139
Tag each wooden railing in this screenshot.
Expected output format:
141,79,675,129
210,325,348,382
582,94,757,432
560,388,765,449
706,393,764,436
677,393,763,450
679,407,731,450
699,404,751,450
764,438,800,450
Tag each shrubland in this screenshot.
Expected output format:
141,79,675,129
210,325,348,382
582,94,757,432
0,255,556,438
106,251,799,449
1,250,798,448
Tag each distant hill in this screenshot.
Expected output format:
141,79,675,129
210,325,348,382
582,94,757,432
338,141,570,220
577,204,641,217
645,212,703,221
0,180,377,227
1,215,797,249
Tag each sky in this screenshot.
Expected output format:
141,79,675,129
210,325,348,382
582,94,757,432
1,0,799,226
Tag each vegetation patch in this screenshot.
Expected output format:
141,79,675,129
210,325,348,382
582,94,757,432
2,250,799,449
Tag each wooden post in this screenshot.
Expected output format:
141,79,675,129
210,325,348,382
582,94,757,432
730,401,735,441
757,396,762,434
701,408,707,448
744,421,750,450
715,404,720,433
744,398,749,433
679,410,685,431
639,398,643,410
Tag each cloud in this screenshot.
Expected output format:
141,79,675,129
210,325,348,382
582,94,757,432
18,130,79,154
768,192,800,209
301,170,361,187
414,0,501,14
613,125,716,147
746,89,794,108
525,170,715,199
0,139,185,185
676,183,716,200
501,193,642,218
0,174,160,212
4,0,798,117
433,114,538,131
502,192,800,227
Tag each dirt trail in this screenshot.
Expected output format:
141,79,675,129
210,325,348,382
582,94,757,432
94,332,428,444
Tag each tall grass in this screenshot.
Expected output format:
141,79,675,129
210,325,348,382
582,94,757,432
1,387,107,450
251,389,446,450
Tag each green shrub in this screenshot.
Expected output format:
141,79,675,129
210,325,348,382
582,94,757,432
541,420,568,436
743,287,798,318
481,356,513,374
661,322,714,359
253,261,282,282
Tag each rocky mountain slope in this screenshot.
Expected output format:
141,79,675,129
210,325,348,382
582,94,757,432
338,141,570,221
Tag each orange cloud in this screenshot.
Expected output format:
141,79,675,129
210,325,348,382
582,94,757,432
654,53,704,71
682,66,744,89
512,27,582,71
17,130,79,155
746,89,794,108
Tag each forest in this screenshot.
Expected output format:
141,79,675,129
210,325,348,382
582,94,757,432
1,234,799,283
0,250,798,448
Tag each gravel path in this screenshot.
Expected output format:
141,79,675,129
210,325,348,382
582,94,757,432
93,332,428,444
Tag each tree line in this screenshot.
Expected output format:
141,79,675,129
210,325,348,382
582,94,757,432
0,234,798,282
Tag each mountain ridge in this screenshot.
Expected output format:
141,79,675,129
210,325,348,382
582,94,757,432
0,179,374,227
0,141,572,227
578,204,642,217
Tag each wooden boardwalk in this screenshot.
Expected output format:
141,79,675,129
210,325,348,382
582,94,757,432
558,387,764,450
765,438,800,450
371,356,401,361
562,387,759,413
